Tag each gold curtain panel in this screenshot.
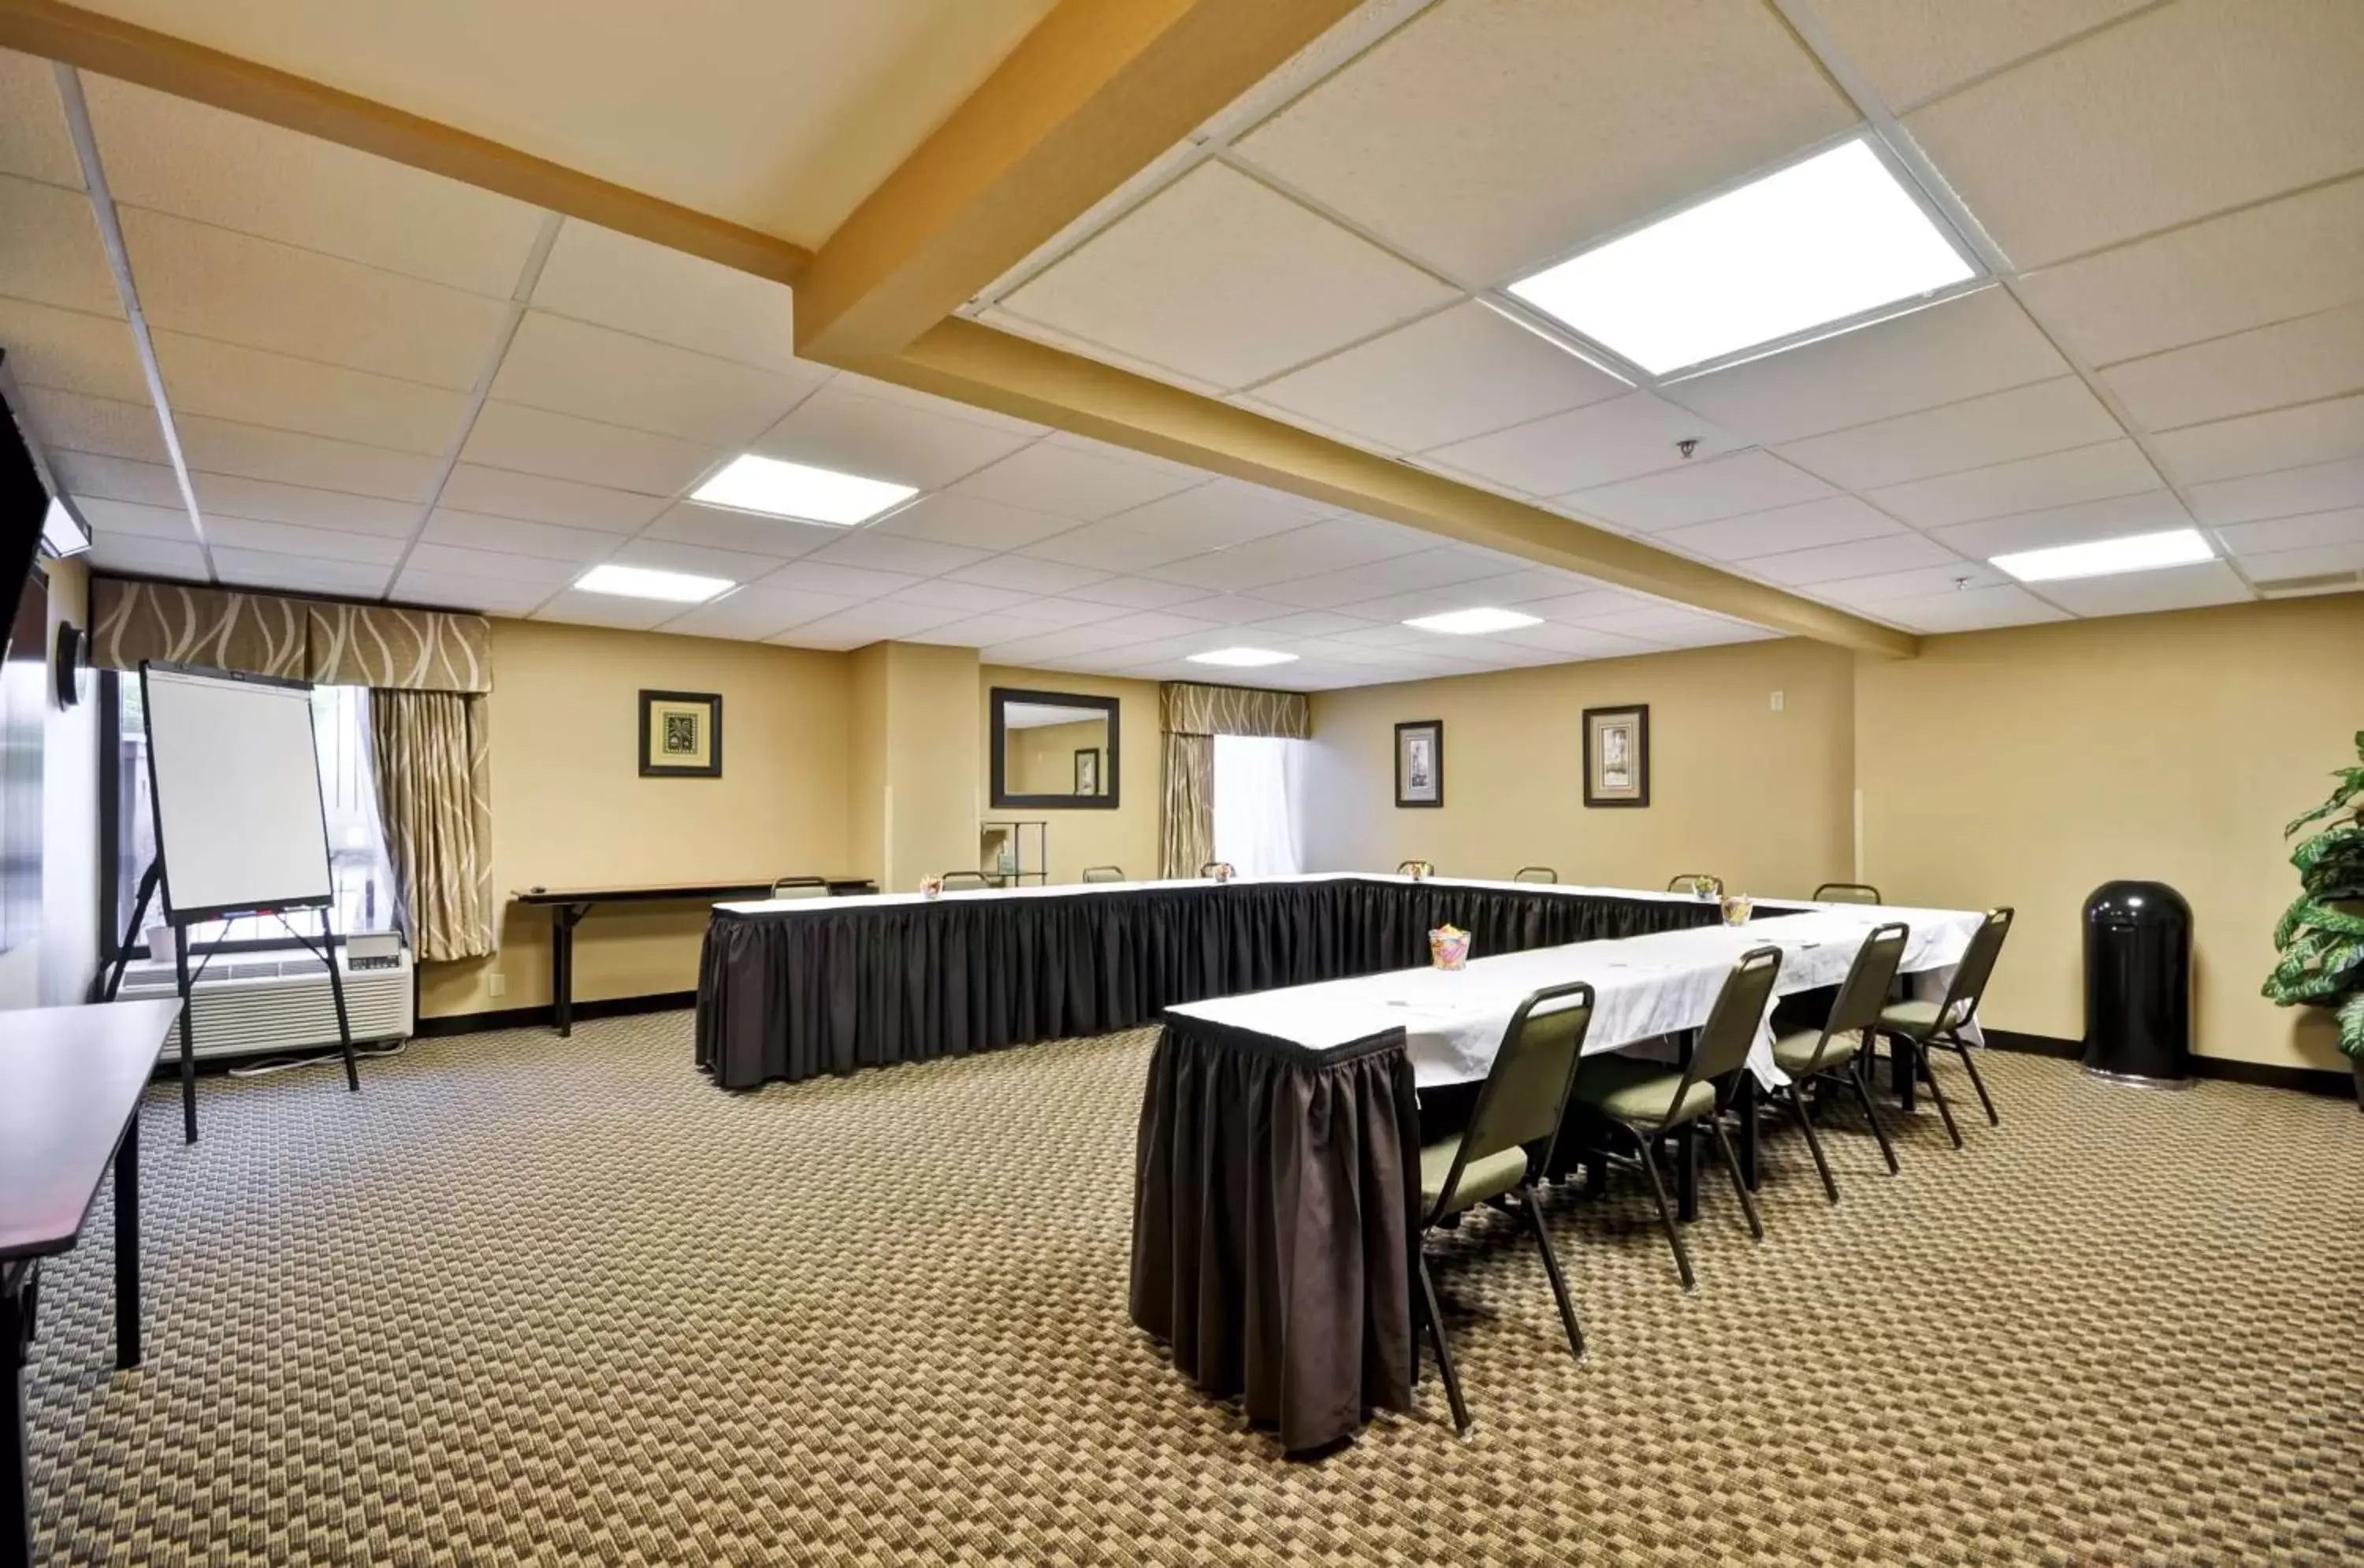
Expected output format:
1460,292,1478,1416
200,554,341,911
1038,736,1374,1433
90,576,492,693
1159,681,1310,738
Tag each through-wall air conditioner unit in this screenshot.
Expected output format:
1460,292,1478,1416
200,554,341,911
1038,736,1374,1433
117,947,414,1063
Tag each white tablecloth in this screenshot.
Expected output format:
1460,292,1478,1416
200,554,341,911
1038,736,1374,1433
1166,901,1987,1088
715,871,1759,917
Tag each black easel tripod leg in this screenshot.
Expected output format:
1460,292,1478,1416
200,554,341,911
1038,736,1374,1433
170,925,198,1144
317,912,361,1093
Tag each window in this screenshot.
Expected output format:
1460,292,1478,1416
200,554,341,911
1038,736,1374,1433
1211,735,1306,878
105,673,396,955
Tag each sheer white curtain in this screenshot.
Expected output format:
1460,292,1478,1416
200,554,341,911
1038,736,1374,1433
1212,735,1304,877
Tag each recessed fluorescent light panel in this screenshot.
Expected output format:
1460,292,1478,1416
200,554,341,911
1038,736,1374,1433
1990,528,2213,583
1187,647,1298,667
1507,138,1976,376
574,563,734,602
690,454,916,526
1405,607,1542,635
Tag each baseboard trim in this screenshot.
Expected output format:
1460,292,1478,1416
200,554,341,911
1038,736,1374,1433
1983,1028,2355,1100
415,990,696,1039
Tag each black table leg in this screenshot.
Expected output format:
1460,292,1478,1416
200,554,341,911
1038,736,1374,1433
1737,1076,1760,1191
1675,1128,1699,1223
3,1263,31,1568
113,1120,140,1372
1891,1036,1918,1112
552,905,587,1038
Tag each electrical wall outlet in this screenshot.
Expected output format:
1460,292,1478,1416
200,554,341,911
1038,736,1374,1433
488,973,507,998
1770,689,1785,712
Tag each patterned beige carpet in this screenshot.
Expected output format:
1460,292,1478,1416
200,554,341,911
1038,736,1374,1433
20,1013,2364,1566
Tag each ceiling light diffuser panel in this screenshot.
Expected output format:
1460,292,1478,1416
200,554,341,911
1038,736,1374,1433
691,454,917,526
1187,647,1298,667
575,563,735,602
1404,608,1543,634
1990,528,2214,583
1507,139,1977,376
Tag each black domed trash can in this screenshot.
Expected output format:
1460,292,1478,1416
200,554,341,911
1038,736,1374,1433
2082,881,2194,1087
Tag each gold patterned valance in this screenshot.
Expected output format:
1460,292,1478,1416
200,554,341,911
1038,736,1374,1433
91,579,307,678
1160,681,1310,739
307,603,491,693
92,577,492,693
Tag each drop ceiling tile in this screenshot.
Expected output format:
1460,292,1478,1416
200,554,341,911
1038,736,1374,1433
1560,451,1838,533
1018,522,1206,574
0,296,149,402
658,586,858,641
903,611,1069,648
974,306,1231,399
420,508,624,563
1076,611,1224,643
0,175,125,316
2036,559,2252,618
1511,588,1657,626
2216,507,2364,556
801,530,989,578
979,625,1146,663
84,72,543,296
2100,301,2364,433
533,589,682,632
2187,456,2364,526
401,541,581,585
177,414,446,502
1934,491,2198,559
154,332,468,454
489,310,821,446
641,503,848,560
1424,392,1743,497
1231,0,1855,284
749,381,1035,490
755,559,924,600
1249,301,1626,451
1041,429,1217,483
1579,602,1764,641
1485,621,1661,660
1103,479,1333,552
947,441,1201,520
605,536,784,585
1328,622,1435,648
2016,175,2364,369
870,492,1080,552
2150,394,2364,486
888,579,1033,615
998,162,1458,390
529,218,801,373
439,464,670,531
1819,563,2011,603
121,207,509,389
87,531,206,578
9,389,166,464
1775,377,2124,492
2236,540,2364,580
1655,496,1904,562
190,473,422,537
831,368,1051,438
1663,290,2067,444
389,569,552,615
50,451,182,507
459,401,721,494
1427,567,1599,607
1750,532,1964,586
1247,609,1381,637
1811,0,2156,111
1903,0,2364,269
75,496,196,541
1161,593,1295,626
945,555,1110,595
211,547,392,596
1862,584,2071,634
1250,547,1512,609
970,596,1128,630
771,600,969,648
0,50,84,188
1144,517,1434,589
203,515,407,563
1865,440,2161,527
1055,575,1215,611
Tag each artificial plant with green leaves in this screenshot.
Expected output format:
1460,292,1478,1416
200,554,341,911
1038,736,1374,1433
2264,729,2364,1058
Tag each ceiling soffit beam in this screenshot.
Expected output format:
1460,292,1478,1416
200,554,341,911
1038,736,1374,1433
857,319,1920,658
0,0,811,284
793,0,1362,363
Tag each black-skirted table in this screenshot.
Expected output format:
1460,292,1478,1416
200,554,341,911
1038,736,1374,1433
516,879,877,1035
2,998,183,1568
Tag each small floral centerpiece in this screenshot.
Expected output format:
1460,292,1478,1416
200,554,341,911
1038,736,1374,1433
1719,892,1753,927
1208,862,1236,883
1404,860,1436,881
1429,923,1471,970
920,875,945,900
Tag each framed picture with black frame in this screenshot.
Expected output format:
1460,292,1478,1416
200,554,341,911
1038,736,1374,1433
1582,704,1648,808
1073,747,1102,796
1395,719,1443,808
639,689,723,778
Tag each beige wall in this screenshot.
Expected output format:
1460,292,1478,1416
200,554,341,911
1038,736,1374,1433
420,617,853,1019
1301,637,1857,899
0,554,99,1012
1857,594,2364,1071
982,667,1161,884
1008,717,1110,795
851,641,981,892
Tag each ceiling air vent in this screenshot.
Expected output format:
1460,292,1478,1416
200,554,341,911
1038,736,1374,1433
2253,569,2364,599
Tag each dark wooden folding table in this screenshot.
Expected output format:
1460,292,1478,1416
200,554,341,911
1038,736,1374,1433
2,998,182,1568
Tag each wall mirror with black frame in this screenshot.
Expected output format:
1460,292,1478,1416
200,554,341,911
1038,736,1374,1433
990,687,1119,809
